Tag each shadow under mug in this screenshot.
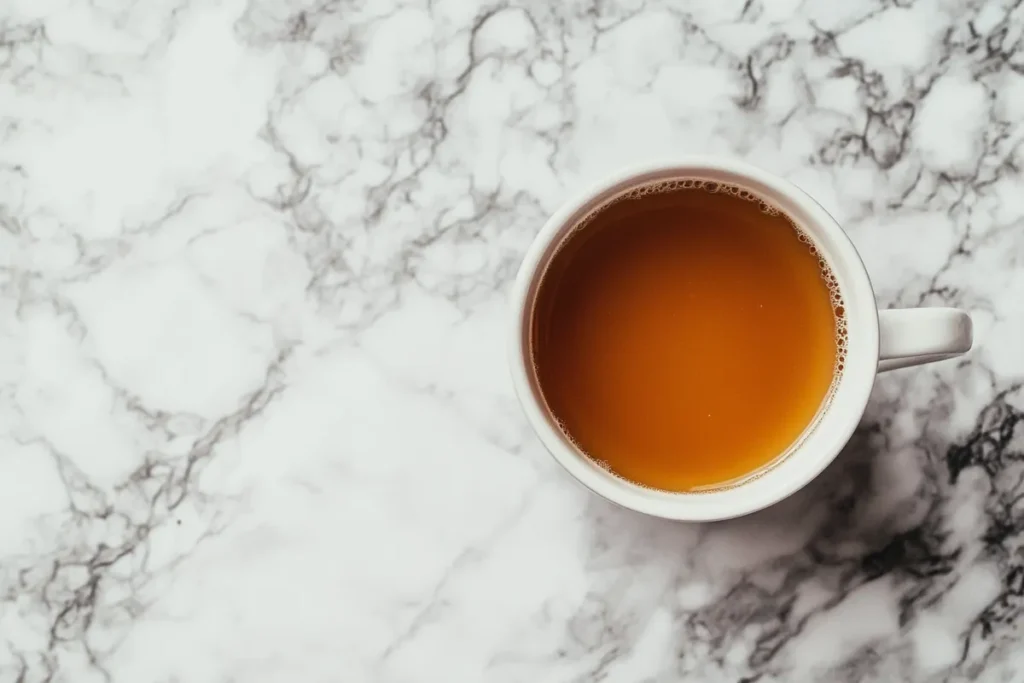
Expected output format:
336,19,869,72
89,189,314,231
508,158,973,522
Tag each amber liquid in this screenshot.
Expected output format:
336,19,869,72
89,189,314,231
531,183,842,492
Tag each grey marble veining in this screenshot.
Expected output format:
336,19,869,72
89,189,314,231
0,0,1022,681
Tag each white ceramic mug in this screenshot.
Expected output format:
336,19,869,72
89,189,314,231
509,158,973,521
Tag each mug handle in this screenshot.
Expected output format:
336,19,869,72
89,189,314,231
877,308,973,372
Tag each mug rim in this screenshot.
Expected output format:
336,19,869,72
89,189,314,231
509,157,879,521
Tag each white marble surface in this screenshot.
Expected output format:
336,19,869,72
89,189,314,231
1,0,1022,681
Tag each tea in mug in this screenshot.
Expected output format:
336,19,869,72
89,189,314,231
530,180,846,492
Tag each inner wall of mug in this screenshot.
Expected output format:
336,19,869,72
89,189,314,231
526,177,847,493
515,162,878,517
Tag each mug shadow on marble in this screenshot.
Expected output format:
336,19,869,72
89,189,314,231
580,375,970,574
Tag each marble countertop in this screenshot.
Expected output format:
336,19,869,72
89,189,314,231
1,0,1022,681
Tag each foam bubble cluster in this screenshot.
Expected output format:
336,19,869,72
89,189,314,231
621,178,781,216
